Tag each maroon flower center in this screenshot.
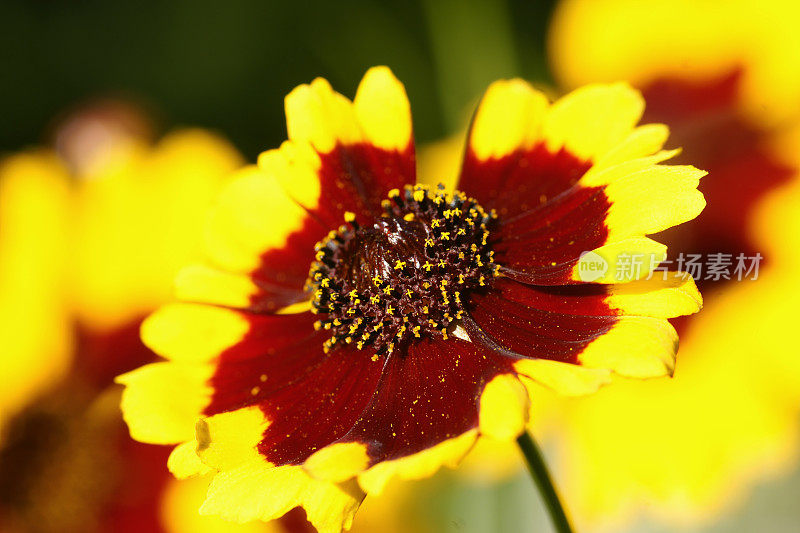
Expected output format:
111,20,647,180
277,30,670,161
308,185,499,355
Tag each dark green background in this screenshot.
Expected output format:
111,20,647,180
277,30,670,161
1,0,556,160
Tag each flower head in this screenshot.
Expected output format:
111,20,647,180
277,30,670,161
119,67,704,532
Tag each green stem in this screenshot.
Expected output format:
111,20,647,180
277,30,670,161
517,430,574,533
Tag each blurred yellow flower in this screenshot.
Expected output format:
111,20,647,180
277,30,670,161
0,106,249,532
0,152,72,437
546,0,800,527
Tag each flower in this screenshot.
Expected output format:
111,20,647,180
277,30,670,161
0,108,245,532
118,66,705,532
544,0,800,526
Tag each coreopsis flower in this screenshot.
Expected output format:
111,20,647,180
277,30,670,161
118,66,704,532
0,110,249,532
545,0,800,526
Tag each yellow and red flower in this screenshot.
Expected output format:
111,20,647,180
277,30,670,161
119,67,705,531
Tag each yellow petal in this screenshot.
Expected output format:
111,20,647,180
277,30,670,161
357,430,478,495
141,303,250,363
161,476,266,533
544,83,644,161
258,141,322,213
168,440,212,479
607,271,703,318
200,461,364,533
469,79,549,160
175,264,260,309
304,442,371,483
354,66,412,151
204,165,311,273
578,316,678,378
117,362,213,444
515,359,612,396
603,165,707,239
594,123,670,168
285,77,362,153
478,374,530,440
196,407,270,471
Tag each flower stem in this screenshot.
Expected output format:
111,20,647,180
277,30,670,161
516,430,574,533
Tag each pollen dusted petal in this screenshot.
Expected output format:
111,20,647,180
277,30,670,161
478,374,530,441
460,134,593,221
200,461,364,533
466,281,618,364
467,277,679,381
338,337,514,470
116,362,213,444
201,312,386,469
494,157,703,285
543,83,644,162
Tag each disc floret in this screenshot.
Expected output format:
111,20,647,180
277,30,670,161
308,184,499,355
